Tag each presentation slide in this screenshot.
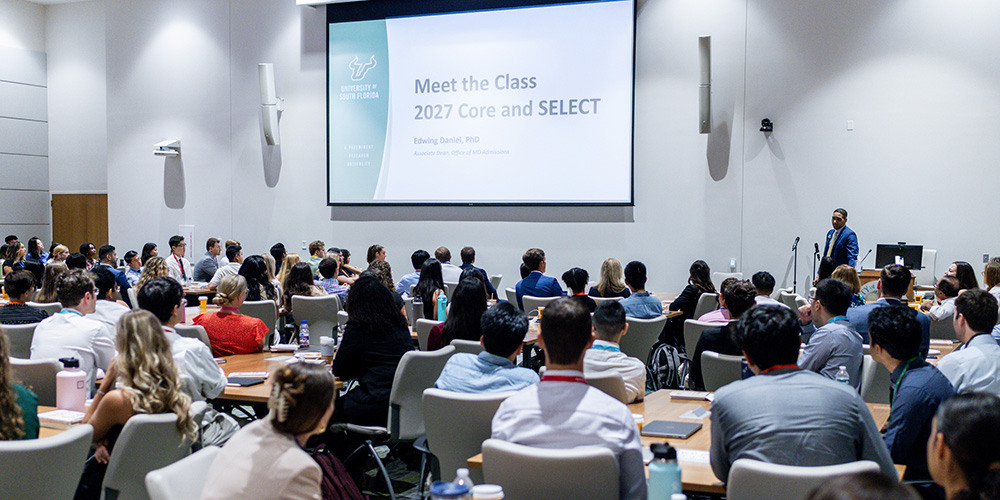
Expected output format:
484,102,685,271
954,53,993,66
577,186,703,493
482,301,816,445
327,0,635,205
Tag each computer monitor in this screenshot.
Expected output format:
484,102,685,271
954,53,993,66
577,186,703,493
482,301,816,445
875,244,923,270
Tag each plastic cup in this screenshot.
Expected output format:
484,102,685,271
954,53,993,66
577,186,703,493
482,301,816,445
632,413,644,431
198,296,208,313
537,306,545,319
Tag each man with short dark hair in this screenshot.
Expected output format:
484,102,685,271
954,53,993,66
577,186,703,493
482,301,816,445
79,242,97,270
65,252,87,270
0,270,48,324
396,249,429,297
4,235,17,245
514,248,563,310
822,208,859,267
435,246,463,283
88,266,131,334
165,235,192,282
315,257,349,304
698,277,739,323
710,305,895,481
797,278,864,388
584,300,646,402
435,301,539,392
690,280,756,390
617,260,662,319
269,242,286,274
751,271,785,307
847,264,930,355
208,244,242,290
936,289,1000,394
492,298,646,500
459,246,497,299
193,237,222,282
868,305,953,496
921,276,960,322
97,244,133,308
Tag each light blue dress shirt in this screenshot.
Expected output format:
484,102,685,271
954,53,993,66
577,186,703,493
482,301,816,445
434,351,539,393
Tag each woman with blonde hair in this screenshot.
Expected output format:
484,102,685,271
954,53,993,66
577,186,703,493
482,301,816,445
276,253,302,290
589,258,631,299
33,262,68,303
260,253,283,298
135,256,169,290
75,309,195,500
983,261,1000,302
194,275,269,356
49,244,70,263
0,326,38,440
832,264,865,308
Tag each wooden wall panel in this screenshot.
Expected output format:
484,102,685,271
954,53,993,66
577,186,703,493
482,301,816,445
52,194,108,250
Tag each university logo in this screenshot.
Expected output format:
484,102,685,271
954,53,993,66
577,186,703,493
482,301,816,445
349,55,377,81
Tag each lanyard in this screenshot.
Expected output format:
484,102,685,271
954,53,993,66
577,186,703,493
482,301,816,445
590,344,621,353
828,316,848,324
761,364,799,374
541,375,587,384
59,309,83,317
174,254,185,274
889,357,922,422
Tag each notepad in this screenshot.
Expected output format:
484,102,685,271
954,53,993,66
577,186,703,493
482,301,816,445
669,390,714,402
39,409,85,430
640,420,703,439
229,372,268,379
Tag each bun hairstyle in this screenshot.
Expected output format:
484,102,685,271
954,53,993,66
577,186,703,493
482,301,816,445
213,274,248,306
936,392,1000,500
268,361,335,435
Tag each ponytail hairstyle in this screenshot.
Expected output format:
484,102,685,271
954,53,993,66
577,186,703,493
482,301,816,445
0,328,25,440
935,392,1000,500
688,260,715,294
213,274,248,306
268,361,335,435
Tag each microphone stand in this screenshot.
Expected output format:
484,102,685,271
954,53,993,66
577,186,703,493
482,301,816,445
812,244,820,285
792,237,800,294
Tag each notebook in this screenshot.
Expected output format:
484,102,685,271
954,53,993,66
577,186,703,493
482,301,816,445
227,377,265,387
640,420,703,439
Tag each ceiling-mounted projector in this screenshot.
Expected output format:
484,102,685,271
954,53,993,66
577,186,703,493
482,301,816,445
154,139,181,157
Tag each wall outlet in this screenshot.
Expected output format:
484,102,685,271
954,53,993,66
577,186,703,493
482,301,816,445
302,240,307,250
984,254,990,263
730,258,737,272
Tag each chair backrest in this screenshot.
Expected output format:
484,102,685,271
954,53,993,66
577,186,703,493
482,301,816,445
291,295,340,347
700,351,744,392
584,371,629,404
103,413,193,500
489,274,502,291
592,296,624,304
505,288,519,311
144,446,220,500
337,310,349,331
693,292,720,319
127,288,140,310
10,357,61,406
0,424,93,499
449,339,483,355
188,401,209,451
415,319,442,351
173,325,211,350
522,295,560,314
929,317,958,341
443,281,458,302
2,322,38,359
388,346,456,441
913,249,937,287
482,439,619,500
726,458,881,500
683,319,719,361
711,272,743,292
238,300,278,346
26,301,62,315
860,354,891,404
423,389,513,485
779,292,801,310
621,315,667,361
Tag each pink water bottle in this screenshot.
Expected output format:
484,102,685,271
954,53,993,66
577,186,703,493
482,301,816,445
57,357,87,412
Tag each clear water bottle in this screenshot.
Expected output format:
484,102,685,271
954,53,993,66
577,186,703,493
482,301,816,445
835,365,850,385
299,320,310,348
454,468,474,490
430,481,470,500
648,443,682,500
437,293,448,321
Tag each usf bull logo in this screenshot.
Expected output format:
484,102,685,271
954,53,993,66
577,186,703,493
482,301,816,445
349,55,377,81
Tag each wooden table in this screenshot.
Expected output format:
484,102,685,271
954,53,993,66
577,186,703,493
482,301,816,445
466,389,896,494
215,351,343,404
183,284,214,296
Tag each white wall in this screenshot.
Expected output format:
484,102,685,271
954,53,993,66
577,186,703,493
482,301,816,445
0,0,44,51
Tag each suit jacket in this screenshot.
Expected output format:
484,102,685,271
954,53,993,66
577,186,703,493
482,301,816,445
847,298,931,356
460,263,498,299
823,225,859,267
514,271,564,310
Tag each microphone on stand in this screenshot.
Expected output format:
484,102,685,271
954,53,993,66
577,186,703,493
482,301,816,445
792,236,800,251
814,243,820,255
858,248,872,269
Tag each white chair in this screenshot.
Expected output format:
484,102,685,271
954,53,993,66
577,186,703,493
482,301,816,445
700,351,744,392
173,325,211,350
415,319,442,351
26,301,62,315
584,371,629,404
238,299,278,346
102,413,194,500
683,319,719,362
1,323,38,359
188,401,210,451
712,272,743,291
291,295,340,348
449,339,483,355
443,281,458,302
779,291,803,310
692,292,720,320
10,357,61,406
592,296,624,304
726,458,881,500
913,249,937,287
860,354,891,404
522,295,560,314
489,274,502,291
622,316,667,361
482,439,619,500
127,288,140,310
0,424,93,499
505,288,519,310
422,389,513,485
337,310,349,334
929,317,958,341
145,446,220,500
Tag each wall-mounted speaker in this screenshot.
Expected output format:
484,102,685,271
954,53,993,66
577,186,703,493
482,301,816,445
698,36,711,134
259,63,281,146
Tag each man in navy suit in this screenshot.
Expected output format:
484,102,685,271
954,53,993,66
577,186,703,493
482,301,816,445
847,264,930,357
823,208,859,268
514,247,564,310
459,246,498,299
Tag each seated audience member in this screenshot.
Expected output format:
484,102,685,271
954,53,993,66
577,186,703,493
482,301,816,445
0,329,38,440
847,264,931,356
797,278,864,388
927,393,1000,500
589,258,631,299
459,246,497,299
921,276,961,321
135,256,168,290
75,309,196,500
281,262,325,315
668,260,716,320
79,242,98,270
562,267,597,312
201,362,341,500
936,289,1000,394
832,264,866,308
698,277,738,323
868,306,953,498
217,239,240,267
332,275,414,426
34,261,68,303
0,270,48,325
49,244,70,263
414,258,446,320
396,249,429,297
209,244,243,290
368,260,406,314
240,255,280,303
339,248,363,279
315,257,349,305
428,274,489,351
751,271,785,307
164,235,192,282
492,298,646,500
2,241,26,277
367,244,386,265
944,260,979,291
3,235,14,245
435,301,539,392
618,260,663,319
260,253,282,298
984,261,1000,302
710,305,896,481
514,248,564,310
269,242,287,274
30,270,115,395
24,236,48,266
275,253,301,293
137,277,227,402
814,256,836,286
519,262,531,280
807,472,920,500
306,240,325,277
690,280,756,390
193,237,221,282
194,275,268,356
88,266,131,334
436,246,463,283
65,252,88,270
122,250,141,287
96,245,132,307
140,242,158,266
584,300,646,402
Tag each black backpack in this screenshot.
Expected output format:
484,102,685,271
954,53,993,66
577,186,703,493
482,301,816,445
647,342,685,391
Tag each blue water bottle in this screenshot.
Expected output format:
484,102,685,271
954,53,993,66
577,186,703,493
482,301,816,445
437,293,448,321
299,320,310,348
648,443,682,500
